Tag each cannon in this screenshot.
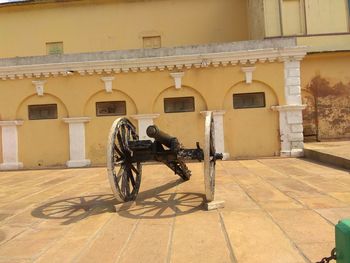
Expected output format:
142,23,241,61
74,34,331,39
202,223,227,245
106,111,223,208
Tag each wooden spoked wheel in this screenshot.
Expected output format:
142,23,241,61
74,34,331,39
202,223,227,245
203,111,216,202
107,118,142,202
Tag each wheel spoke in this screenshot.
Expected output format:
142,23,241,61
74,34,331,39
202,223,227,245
127,166,136,188
129,163,139,174
114,144,124,158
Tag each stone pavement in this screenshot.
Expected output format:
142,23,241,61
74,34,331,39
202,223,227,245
305,140,350,170
0,158,350,263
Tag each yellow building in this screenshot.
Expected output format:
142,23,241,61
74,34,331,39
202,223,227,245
0,0,349,169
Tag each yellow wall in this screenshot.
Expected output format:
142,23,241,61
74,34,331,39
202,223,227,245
264,0,282,37
16,94,70,168
0,62,285,167
0,0,248,58
223,81,280,158
297,34,350,52
263,0,349,38
247,0,265,40
305,0,349,34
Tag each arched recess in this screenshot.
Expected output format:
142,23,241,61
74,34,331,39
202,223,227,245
223,81,280,158
84,89,138,165
16,93,69,168
301,89,317,139
152,85,208,149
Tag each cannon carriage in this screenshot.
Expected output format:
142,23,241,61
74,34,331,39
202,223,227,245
106,111,223,208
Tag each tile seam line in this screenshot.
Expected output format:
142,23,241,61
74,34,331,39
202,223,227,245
222,164,312,263
257,159,349,218
218,211,238,263
114,219,141,263
0,171,94,215
241,160,315,262
70,213,117,263
0,180,100,227
32,191,116,262
166,179,179,263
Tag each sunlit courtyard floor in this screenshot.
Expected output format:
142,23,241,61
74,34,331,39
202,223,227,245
1,158,350,263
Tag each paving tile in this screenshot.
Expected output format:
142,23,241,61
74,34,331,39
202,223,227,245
315,207,350,225
329,192,350,204
297,196,348,209
170,211,231,263
0,227,66,260
74,215,137,263
0,225,27,245
269,209,334,244
118,222,171,263
34,236,92,263
221,210,307,263
297,242,335,263
215,184,259,211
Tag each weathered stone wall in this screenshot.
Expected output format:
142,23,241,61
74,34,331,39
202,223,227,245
302,76,350,140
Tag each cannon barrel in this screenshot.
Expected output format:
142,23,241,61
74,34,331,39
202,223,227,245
146,125,179,150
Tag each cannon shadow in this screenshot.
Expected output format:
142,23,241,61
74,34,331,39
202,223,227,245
31,179,205,225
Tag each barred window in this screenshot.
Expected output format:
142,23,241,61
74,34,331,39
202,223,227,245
233,92,266,109
28,104,58,120
96,101,126,116
164,97,195,113
143,36,161,49
46,42,63,55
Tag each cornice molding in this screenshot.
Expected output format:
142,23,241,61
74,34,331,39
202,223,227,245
0,46,307,81
0,120,24,126
271,105,307,111
130,114,160,120
62,117,91,124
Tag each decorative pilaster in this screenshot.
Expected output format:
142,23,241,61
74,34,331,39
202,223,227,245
241,66,256,84
170,72,184,89
272,59,306,157
0,120,23,170
201,111,229,159
131,114,160,140
284,61,302,105
63,117,91,168
32,80,46,96
101,77,115,93
272,105,306,157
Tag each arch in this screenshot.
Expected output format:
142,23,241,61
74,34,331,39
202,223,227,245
84,89,138,165
222,80,280,158
222,80,280,110
152,85,208,113
16,93,69,119
83,89,138,116
151,85,208,149
16,93,70,168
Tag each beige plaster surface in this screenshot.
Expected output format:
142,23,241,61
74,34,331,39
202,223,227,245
0,158,349,262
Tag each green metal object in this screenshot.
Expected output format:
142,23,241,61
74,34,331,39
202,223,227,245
336,219,350,263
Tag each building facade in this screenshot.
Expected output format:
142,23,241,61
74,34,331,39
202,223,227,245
0,0,349,169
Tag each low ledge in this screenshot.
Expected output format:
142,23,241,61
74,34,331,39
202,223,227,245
0,162,23,170
66,159,91,168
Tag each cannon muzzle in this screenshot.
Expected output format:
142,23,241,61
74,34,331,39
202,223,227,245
146,125,179,150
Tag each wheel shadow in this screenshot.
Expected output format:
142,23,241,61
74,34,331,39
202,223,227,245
31,179,205,225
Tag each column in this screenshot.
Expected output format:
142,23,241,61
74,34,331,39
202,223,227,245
272,105,306,157
0,120,23,170
272,59,306,157
212,111,230,160
131,114,160,140
63,117,91,168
